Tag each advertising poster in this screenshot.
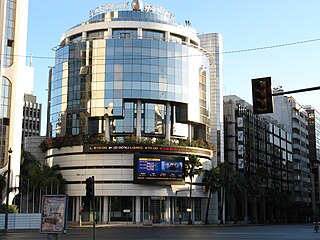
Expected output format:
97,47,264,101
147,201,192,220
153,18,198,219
40,195,68,234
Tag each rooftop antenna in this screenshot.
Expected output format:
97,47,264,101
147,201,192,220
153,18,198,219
185,20,191,26
29,53,33,66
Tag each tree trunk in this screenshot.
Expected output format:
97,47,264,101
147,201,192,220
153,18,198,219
221,187,225,224
227,186,231,223
26,180,29,213
253,196,257,223
32,186,35,213
19,180,23,213
262,195,266,223
39,188,42,213
244,192,248,224
204,188,212,224
188,180,193,225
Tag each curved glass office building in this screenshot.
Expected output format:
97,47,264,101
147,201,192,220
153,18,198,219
46,2,222,224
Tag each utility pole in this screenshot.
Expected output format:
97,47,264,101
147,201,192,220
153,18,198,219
4,148,13,231
92,176,96,240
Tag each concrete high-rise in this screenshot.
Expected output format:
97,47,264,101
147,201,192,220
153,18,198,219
224,95,293,223
0,0,34,202
305,106,320,217
269,88,310,206
22,94,41,143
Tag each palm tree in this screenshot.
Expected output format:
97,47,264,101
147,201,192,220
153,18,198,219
18,150,65,213
218,161,236,224
42,164,65,194
202,166,220,224
0,171,7,198
17,150,41,212
230,171,247,223
27,162,44,212
185,154,203,224
246,166,268,223
20,150,40,175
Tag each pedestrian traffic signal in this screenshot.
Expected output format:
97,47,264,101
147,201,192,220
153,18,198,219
251,77,273,114
85,176,94,200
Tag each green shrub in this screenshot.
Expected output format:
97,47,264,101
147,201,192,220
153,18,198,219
1,204,19,213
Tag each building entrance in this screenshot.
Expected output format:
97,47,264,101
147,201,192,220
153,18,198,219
142,197,165,223
150,199,161,223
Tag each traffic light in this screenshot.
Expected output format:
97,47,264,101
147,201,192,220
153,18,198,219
202,185,207,193
85,176,94,201
251,77,273,114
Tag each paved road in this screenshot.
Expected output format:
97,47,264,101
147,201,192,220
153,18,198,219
0,224,319,240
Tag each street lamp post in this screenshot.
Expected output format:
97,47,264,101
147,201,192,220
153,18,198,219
175,190,179,223
4,148,13,231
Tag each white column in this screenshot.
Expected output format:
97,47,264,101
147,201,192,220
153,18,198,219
165,31,170,42
164,197,171,223
75,197,80,222
103,196,109,223
104,115,110,141
65,37,70,45
136,100,142,138
185,37,190,45
135,196,141,223
98,118,102,134
189,124,192,145
107,28,113,39
165,103,171,141
137,28,142,39
82,31,87,41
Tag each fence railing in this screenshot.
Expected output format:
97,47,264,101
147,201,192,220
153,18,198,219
0,213,41,229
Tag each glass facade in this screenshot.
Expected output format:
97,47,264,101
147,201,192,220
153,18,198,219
48,9,219,225
142,103,166,135
50,14,210,139
0,77,11,166
3,0,16,67
109,196,133,222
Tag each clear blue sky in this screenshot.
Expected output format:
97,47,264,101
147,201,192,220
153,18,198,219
27,0,320,135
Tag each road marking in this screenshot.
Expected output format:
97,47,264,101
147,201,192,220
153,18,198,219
212,232,290,235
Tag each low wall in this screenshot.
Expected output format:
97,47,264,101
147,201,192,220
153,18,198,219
0,213,41,229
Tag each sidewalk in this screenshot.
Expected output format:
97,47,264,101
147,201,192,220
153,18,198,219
68,221,223,228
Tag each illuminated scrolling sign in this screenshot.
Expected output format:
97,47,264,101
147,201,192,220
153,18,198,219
83,144,213,158
89,1,174,22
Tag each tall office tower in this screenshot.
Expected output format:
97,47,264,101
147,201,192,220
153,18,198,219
304,106,320,218
22,94,42,143
45,2,221,224
269,88,311,208
199,33,223,164
0,0,34,202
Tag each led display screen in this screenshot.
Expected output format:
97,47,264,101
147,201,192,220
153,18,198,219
134,154,185,185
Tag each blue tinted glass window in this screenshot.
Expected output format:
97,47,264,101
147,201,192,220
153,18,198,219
113,29,137,39
141,39,151,48
123,90,132,98
142,103,165,135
